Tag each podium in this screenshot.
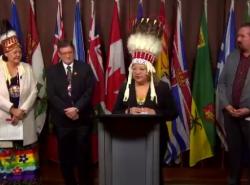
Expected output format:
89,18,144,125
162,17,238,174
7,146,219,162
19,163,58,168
98,114,162,185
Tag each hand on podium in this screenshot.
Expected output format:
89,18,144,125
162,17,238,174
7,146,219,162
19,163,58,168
126,107,156,115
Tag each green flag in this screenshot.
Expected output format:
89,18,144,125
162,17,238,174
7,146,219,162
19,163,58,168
190,10,215,166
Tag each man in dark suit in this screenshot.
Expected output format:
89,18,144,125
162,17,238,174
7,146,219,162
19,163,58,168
46,40,95,185
218,23,250,185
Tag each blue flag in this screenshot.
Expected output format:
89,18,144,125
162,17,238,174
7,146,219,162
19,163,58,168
10,0,26,61
215,0,236,86
215,0,236,151
136,0,143,21
73,0,85,62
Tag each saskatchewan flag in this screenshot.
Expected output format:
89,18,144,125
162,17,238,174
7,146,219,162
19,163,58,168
190,9,215,166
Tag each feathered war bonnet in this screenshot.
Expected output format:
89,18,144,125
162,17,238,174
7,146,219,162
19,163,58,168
123,18,163,103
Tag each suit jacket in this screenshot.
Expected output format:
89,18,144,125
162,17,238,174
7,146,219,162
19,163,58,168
0,60,38,147
218,49,250,110
112,80,178,121
46,60,95,128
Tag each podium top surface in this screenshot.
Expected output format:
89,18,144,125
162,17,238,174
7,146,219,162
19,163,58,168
98,114,162,136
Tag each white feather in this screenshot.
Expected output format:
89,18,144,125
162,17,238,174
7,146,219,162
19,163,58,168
127,33,162,56
0,30,17,43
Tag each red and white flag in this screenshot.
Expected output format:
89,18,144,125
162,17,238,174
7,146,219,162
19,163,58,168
51,0,64,65
88,0,106,112
26,0,46,133
105,0,126,113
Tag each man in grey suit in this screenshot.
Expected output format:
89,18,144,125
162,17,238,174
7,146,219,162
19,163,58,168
218,23,250,185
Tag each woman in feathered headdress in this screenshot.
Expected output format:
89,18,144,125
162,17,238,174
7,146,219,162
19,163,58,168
113,18,177,118
112,18,178,185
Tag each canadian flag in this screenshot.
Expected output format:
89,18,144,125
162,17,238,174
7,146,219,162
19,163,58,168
105,0,126,113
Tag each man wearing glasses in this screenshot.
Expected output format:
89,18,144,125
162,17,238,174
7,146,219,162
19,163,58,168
46,40,95,185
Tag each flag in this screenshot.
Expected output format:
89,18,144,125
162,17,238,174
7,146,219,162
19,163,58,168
48,0,65,162
190,1,214,166
128,0,143,33
155,0,170,84
136,0,143,21
215,0,236,85
73,0,85,62
88,0,105,112
10,0,25,61
88,0,106,163
105,0,126,113
166,0,190,164
51,0,64,65
215,0,236,151
26,0,46,134
245,0,250,22
155,0,179,164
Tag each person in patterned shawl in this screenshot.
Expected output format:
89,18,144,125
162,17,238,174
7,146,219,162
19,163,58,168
0,20,41,185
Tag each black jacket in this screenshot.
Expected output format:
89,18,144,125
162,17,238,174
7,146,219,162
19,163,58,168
112,80,178,121
46,60,95,127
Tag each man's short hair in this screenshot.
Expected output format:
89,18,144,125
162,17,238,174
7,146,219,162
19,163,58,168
57,40,75,50
239,22,250,29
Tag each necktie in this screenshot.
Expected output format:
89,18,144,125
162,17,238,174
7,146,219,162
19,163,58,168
66,65,72,96
66,65,72,82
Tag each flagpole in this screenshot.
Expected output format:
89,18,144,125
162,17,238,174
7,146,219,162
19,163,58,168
91,0,94,16
247,0,250,21
248,0,250,15
177,0,182,37
177,0,181,10
231,0,234,11
115,0,120,14
204,0,207,21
